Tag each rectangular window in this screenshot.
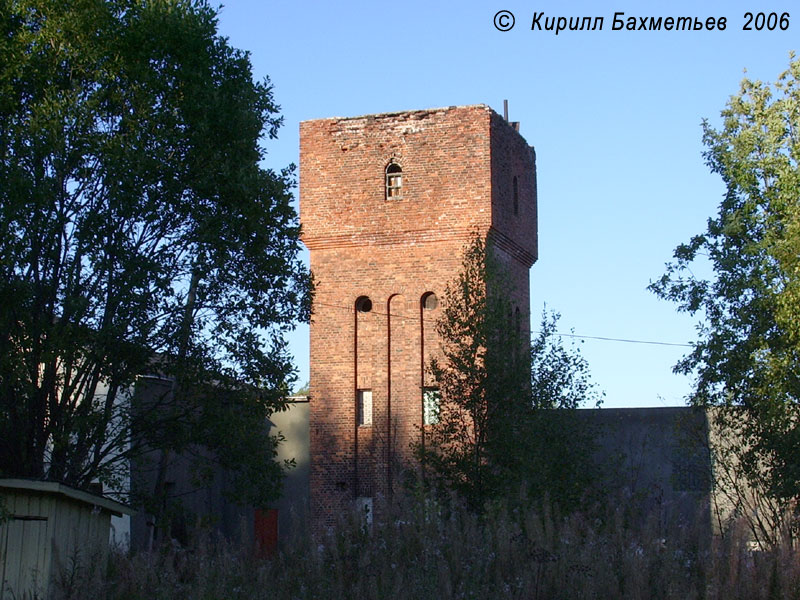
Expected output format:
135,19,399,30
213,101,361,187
357,389,372,426
387,173,402,197
423,387,440,425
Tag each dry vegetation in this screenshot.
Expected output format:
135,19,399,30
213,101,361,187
52,496,800,600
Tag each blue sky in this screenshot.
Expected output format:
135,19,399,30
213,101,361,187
217,1,796,408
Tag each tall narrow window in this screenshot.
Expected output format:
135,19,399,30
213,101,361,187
356,496,373,525
386,161,403,199
423,387,440,425
513,176,519,216
358,389,372,426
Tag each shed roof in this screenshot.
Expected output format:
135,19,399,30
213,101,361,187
0,478,134,517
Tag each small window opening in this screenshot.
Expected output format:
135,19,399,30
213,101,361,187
386,162,403,199
356,497,373,525
421,292,438,311
513,176,519,216
358,389,373,426
423,388,441,426
356,296,373,313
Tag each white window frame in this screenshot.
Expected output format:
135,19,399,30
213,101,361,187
423,387,440,426
357,389,373,427
386,162,403,199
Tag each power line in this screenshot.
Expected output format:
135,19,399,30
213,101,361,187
311,300,692,349
552,331,691,348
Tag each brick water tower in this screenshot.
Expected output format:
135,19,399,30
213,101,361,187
300,104,537,529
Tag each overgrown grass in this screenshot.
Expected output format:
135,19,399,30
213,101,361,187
54,497,800,600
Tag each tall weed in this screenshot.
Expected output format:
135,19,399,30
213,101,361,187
54,496,800,600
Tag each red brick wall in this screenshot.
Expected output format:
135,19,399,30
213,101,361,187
300,105,537,530
489,111,538,339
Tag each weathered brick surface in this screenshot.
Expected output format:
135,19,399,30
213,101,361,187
300,105,538,529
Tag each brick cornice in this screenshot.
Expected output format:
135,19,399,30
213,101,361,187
487,227,537,268
301,227,485,250
303,226,536,267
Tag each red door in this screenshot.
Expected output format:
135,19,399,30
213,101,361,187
254,509,278,557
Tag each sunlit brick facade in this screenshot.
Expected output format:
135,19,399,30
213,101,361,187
300,105,537,529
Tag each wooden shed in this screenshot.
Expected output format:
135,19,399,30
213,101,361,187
0,478,133,599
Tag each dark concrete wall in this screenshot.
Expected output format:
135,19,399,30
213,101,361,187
581,407,712,533
270,398,310,541
129,381,310,550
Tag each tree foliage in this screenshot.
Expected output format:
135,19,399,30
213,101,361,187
0,0,311,508
523,310,604,506
415,235,601,511
650,55,800,538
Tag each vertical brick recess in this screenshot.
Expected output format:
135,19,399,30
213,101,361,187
300,105,538,530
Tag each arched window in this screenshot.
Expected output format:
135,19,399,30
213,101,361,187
386,161,403,199
513,176,519,216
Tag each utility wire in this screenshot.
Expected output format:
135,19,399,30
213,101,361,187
552,331,691,347
311,300,693,349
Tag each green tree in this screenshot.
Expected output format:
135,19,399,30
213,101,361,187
415,235,601,511
650,55,800,543
522,310,604,507
0,0,311,511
